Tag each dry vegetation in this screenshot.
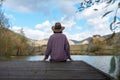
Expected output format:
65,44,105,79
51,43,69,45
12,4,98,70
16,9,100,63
88,34,120,55
0,27,33,56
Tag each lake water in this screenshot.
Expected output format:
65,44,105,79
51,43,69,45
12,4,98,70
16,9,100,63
0,55,119,79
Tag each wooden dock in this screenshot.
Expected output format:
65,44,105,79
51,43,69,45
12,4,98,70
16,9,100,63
0,61,115,80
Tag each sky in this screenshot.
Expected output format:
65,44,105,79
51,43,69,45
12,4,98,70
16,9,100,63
2,0,120,41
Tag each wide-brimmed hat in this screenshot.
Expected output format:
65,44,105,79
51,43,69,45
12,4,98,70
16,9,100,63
52,22,65,32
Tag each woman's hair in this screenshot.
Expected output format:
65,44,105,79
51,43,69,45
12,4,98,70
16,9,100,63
54,31,62,33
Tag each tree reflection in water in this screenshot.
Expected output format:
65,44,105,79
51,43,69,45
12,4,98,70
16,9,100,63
109,56,120,80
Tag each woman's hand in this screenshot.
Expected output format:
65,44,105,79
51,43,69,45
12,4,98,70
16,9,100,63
69,58,73,61
41,58,47,62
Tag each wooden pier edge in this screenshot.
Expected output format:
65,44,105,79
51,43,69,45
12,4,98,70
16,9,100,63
81,61,117,80
0,60,117,80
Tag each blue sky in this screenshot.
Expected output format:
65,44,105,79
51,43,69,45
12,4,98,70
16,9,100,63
3,0,120,40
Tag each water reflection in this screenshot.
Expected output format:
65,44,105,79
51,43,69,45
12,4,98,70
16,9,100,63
109,56,120,80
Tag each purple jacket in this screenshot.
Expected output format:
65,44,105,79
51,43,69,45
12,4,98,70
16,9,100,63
44,33,71,61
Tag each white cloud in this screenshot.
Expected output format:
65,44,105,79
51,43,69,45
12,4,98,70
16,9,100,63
25,29,44,40
65,31,93,41
53,0,77,16
66,28,113,41
87,16,110,30
10,26,22,33
5,0,120,41
60,15,76,31
76,26,82,30
10,17,77,40
11,26,52,40
3,0,81,16
35,21,53,36
11,22,113,41
35,21,51,29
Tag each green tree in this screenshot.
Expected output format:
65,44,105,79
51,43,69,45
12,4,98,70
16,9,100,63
77,0,120,32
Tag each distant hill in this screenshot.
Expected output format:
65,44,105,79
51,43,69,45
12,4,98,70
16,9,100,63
70,40,80,44
78,37,92,44
78,32,120,45
31,39,79,46
29,31,120,47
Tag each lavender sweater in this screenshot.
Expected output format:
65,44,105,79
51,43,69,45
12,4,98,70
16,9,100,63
44,33,71,61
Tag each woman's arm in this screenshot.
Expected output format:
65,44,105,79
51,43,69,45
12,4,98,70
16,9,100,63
42,36,52,61
65,36,73,61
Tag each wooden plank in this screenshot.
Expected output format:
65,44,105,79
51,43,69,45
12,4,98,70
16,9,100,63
0,61,116,80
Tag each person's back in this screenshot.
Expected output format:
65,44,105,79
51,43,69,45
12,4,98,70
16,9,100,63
42,22,72,62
